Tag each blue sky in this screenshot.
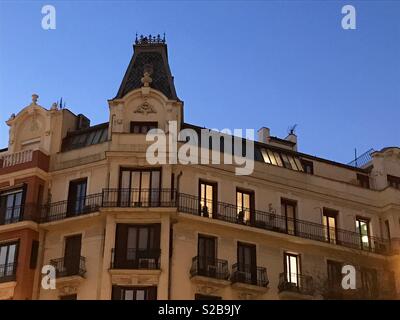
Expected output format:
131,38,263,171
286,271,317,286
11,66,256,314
0,1,399,163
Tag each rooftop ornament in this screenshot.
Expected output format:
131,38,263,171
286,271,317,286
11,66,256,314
32,94,39,105
135,33,166,45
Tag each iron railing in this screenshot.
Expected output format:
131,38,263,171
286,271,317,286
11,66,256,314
36,189,391,255
0,203,41,225
231,263,269,287
348,148,375,168
49,256,86,278
278,272,314,296
110,248,161,270
41,193,103,222
0,262,17,283
102,188,176,208
190,256,229,280
176,193,391,255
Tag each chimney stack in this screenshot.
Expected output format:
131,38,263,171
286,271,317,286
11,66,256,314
257,127,270,144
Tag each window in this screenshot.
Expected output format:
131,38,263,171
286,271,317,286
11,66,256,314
236,189,254,224
327,260,342,293
197,235,217,276
0,188,25,225
323,209,338,244
237,242,257,285
357,174,370,189
260,148,304,172
67,179,87,216
301,159,314,174
130,121,158,134
114,224,161,269
62,124,108,151
63,234,82,276
281,199,297,235
384,220,391,241
0,242,18,282
119,168,161,207
360,268,378,299
387,175,400,189
356,217,370,250
284,252,300,287
199,180,217,217
112,286,157,300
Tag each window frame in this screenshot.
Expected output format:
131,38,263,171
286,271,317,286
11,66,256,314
198,180,218,217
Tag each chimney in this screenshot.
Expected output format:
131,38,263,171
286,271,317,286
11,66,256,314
285,133,298,151
257,127,270,144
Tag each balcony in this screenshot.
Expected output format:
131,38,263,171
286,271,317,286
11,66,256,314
50,256,86,278
190,256,230,293
0,149,49,175
278,272,315,299
176,193,392,255
110,248,161,270
102,188,176,208
41,194,103,222
0,262,17,283
230,263,269,296
0,203,41,226
38,189,391,255
190,256,229,280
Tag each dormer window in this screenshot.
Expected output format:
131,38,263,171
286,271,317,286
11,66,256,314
130,121,158,134
357,174,370,189
387,175,400,189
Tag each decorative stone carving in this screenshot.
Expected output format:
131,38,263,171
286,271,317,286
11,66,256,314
195,284,219,296
141,71,153,87
134,102,156,115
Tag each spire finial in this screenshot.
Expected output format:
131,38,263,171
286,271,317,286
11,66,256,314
32,94,39,105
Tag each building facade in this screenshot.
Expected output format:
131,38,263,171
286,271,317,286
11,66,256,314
0,36,399,300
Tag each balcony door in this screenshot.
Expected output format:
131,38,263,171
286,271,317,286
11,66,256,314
236,189,254,224
281,199,297,235
284,252,301,287
198,235,216,276
323,209,338,244
198,180,217,218
120,169,161,207
67,179,87,217
237,242,257,285
327,260,342,294
64,234,82,276
115,224,161,269
356,217,371,250
0,188,25,225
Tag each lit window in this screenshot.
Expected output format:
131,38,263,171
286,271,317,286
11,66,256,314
356,217,370,250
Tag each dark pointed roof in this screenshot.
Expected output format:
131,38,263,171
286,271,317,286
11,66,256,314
114,34,178,100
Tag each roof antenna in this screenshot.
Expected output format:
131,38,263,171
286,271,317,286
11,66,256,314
288,124,298,135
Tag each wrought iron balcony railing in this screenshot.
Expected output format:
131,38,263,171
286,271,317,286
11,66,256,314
231,263,269,287
49,256,86,278
278,272,314,296
110,248,161,270
37,188,391,255
190,256,229,280
102,188,176,208
176,193,391,255
0,203,41,225
0,262,17,283
41,193,103,222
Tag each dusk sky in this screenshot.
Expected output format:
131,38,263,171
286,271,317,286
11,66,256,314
0,1,399,164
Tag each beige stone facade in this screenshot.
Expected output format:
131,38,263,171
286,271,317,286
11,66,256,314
0,37,399,300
